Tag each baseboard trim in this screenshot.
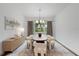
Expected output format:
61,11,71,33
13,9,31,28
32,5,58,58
55,40,79,56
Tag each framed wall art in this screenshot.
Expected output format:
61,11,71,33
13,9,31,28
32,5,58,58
4,16,20,30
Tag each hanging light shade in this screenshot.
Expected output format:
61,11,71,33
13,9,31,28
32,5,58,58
36,20,39,23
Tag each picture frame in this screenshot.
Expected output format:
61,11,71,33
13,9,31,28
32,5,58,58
4,16,20,30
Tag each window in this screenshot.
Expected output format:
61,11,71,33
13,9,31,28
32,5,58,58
33,20,47,34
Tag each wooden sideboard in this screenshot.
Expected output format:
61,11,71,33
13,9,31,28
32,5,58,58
2,35,25,53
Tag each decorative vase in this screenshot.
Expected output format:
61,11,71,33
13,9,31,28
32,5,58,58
38,33,42,38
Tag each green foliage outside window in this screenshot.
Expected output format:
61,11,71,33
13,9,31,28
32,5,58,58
33,20,47,33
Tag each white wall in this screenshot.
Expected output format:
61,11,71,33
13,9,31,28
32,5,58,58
55,4,79,55
0,17,17,55
0,17,24,55
0,4,24,55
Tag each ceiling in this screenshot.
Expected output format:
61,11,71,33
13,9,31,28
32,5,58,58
0,3,70,17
